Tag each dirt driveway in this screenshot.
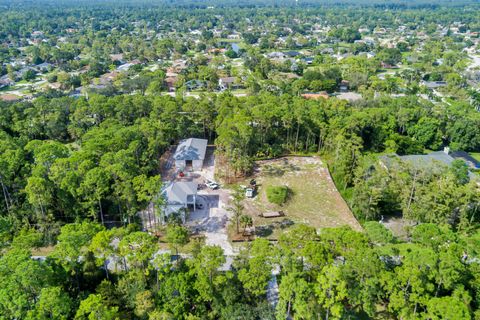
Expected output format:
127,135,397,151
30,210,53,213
159,146,235,255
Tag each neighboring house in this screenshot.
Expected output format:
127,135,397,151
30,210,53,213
34,62,52,73
116,60,141,72
336,92,362,102
284,51,301,58
381,62,398,69
99,71,119,85
321,47,334,54
110,53,125,63
0,76,14,88
302,57,314,65
339,80,349,92
379,149,479,179
0,94,21,102
218,77,237,90
173,138,208,171
422,81,447,90
185,80,206,91
165,76,178,92
161,182,198,223
227,33,241,40
267,52,285,60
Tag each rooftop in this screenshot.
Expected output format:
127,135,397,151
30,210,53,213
173,138,208,161
163,182,198,205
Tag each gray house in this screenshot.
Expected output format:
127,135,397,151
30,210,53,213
379,149,478,181
173,138,208,171
161,181,198,223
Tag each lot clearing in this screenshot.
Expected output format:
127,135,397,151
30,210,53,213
241,156,361,239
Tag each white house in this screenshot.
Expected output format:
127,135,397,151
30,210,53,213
173,138,208,171
161,182,198,223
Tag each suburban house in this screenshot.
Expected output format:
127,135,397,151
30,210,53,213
161,182,198,223
0,76,14,88
421,81,447,90
380,150,455,170
173,138,208,171
379,149,479,180
218,77,238,90
339,80,349,92
336,92,362,102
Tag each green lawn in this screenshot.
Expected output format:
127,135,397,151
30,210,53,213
240,157,362,239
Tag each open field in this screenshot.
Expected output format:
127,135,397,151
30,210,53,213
240,156,361,239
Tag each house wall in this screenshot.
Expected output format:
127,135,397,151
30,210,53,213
192,160,203,171
175,160,186,170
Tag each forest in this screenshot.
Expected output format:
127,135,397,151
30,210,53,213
1,0,480,319
1,90,479,318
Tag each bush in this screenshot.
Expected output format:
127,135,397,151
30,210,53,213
266,186,288,206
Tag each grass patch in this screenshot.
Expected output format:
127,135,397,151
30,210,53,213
241,157,361,239
266,185,289,205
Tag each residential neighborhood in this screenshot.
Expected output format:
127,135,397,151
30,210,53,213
1,0,480,319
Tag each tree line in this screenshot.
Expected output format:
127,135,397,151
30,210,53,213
1,221,479,319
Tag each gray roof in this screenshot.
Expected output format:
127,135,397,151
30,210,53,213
163,182,198,205
380,151,478,180
400,151,454,167
423,81,447,89
336,92,362,102
173,138,208,161
380,151,454,171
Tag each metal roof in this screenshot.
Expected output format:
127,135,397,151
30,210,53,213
163,182,198,205
173,138,208,161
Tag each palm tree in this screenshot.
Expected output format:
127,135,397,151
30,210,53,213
240,214,253,235
227,187,244,234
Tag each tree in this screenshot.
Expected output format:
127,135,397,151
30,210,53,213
227,187,244,234
134,290,155,319
118,232,157,273
425,286,471,320
27,287,73,320
89,229,116,279
79,167,110,224
315,265,347,320
450,159,469,185
239,214,253,235
74,294,119,320
363,221,395,245
51,222,104,288
22,69,37,81
276,272,316,319
238,239,273,297
165,224,189,256
188,245,226,303
377,48,402,66
0,248,56,319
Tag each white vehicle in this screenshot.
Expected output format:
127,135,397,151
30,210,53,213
245,188,254,198
205,179,220,190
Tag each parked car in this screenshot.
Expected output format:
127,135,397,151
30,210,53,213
245,187,254,198
205,179,219,190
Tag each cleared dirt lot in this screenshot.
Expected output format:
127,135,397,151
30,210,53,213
242,156,362,238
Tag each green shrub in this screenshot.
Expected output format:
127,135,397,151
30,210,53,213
266,186,289,205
